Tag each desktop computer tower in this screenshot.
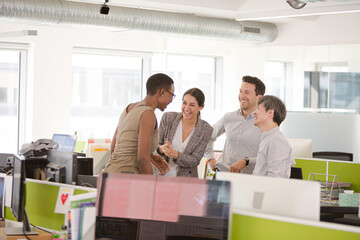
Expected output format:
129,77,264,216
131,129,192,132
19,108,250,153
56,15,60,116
47,150,93,185
76,157,93,176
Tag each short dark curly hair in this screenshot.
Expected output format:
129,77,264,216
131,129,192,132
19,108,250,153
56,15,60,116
146,73,174,95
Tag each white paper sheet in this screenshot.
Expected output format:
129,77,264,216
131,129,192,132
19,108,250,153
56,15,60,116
54,186,75,214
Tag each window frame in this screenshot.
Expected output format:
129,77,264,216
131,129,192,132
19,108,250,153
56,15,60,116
70,48,222,140
150,52,222,110
0,43,29,152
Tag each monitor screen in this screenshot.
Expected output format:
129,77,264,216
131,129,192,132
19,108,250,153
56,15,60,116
4,155,38,235
11,155,25,222
52,134,77,152
216,172,321,221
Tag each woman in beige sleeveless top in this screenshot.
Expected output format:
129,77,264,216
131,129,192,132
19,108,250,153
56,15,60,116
104,73,174,174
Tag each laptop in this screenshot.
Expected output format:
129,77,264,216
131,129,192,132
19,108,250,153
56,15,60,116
52,134,77,152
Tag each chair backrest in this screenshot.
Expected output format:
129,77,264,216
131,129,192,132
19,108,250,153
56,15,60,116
312,151,353,161
290,167,303,180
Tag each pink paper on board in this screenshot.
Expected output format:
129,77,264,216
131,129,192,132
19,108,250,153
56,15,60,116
152,176,181,222
128,174,156,220
178,177,207,217
101,173,132,218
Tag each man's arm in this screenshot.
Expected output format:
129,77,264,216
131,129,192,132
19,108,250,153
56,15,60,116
137,110,156,174
267,140,291,177
229,159,247,173
204,115,227,169
229,156,257,173
204,141,216,170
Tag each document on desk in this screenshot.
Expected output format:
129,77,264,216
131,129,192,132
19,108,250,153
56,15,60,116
78,202,96,240
70,192,97,240
55,187,74,214
4,175,11,207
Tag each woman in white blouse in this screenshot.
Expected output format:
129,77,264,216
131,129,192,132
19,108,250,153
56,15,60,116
155,88,213,178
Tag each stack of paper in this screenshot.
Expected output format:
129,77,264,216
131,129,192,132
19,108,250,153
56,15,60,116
86,139,111,174
70,192,97,240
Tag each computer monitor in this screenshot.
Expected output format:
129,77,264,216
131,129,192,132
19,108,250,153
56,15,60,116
287,138,313,158
4,155,38,235
216,172,321,221
52,134,77,152
47,150,93,184
77,175,98,188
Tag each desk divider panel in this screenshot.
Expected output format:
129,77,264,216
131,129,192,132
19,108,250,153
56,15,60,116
5,179,92,231
231,212,360,240
294,158,327,181
295,158,360,192
328,161,360,192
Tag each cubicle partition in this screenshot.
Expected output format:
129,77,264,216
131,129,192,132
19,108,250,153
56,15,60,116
4,177,94,231
231,210,360,240
294,158,327,181
328,161,360,193
295,158,360,192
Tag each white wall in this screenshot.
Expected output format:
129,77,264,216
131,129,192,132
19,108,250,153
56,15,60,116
281,112,360,162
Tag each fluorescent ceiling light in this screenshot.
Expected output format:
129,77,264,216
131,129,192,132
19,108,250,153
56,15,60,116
0,30,37,38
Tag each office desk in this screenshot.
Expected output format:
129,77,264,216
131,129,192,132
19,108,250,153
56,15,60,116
332,217,360,227
232,209,360,240
321,206,358,214
0,228,52,240
95,216,228,240
320,206,359,227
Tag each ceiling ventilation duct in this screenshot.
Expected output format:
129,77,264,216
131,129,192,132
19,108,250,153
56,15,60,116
0,0,278,43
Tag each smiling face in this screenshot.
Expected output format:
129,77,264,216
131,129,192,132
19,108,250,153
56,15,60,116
254,103,273,128
238,82,262,113
182,94,203,120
